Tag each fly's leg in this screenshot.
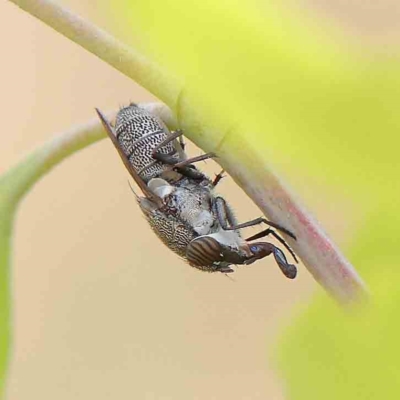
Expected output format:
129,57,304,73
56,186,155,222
212,196,298,278
213,196,239,230
246,228,298,263
172,152,216,169
212,170,225,187
151,129,184,156
244,242,297,279
152,152,209,180
151,129,183,167
271,245,297,279
213,197,297,240
150,129,213,180
227,217,296,240
151,129,215,168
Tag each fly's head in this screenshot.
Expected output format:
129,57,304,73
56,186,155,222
186,233,297,279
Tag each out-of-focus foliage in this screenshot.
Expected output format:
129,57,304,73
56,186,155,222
279,209,400,399
0,186,13,396
0,159,39,395
108,1,400,398
0,123,104,397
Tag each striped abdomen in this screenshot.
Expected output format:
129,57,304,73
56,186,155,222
114,104,179,182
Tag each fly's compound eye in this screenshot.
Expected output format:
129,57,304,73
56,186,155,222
186,237,223,268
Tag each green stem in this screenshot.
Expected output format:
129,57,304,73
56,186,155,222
9,0,181,107
0,117,108,207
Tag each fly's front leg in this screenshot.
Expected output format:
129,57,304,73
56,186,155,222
271,246,297,279
246,242,297,279
246,228,298,263
213,196,239,230
214,196,296,240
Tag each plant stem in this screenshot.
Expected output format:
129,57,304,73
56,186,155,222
1,115,109,206
9,0,181,106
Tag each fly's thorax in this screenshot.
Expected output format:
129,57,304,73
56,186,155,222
147,178,216,236
166,186,214,235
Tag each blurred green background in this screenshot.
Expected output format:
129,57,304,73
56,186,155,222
1,0,400,399
112,1,400,398
109,2,400,397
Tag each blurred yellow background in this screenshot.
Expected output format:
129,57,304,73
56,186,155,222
1,1,398,399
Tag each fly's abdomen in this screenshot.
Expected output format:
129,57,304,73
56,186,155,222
114,104,179,182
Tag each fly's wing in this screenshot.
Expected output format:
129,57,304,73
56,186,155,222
96,108,163,208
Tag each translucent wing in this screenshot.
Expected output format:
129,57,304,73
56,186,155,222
96,108,163,208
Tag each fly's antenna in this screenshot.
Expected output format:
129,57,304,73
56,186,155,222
224,273,236,282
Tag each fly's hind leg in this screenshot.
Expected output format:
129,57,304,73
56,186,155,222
151,129,184,157
151,129,215,180
172,152,216,169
